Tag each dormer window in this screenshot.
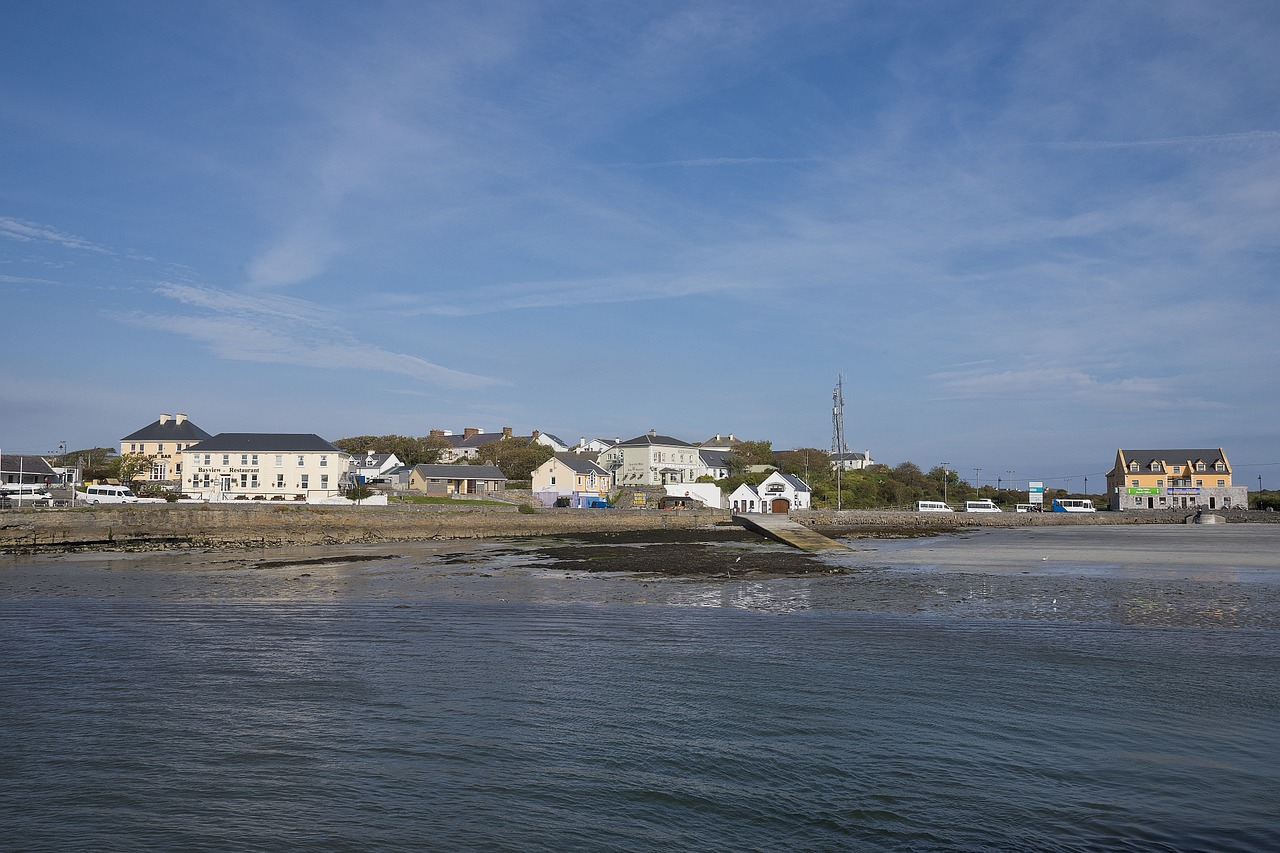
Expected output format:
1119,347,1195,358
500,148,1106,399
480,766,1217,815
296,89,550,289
1129,461,1138,472
1149,462,1162,472
1215,462,1225,472
1196,462,1206,472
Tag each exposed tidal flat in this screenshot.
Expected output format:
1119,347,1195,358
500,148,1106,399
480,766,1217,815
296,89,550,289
2,525,1278,851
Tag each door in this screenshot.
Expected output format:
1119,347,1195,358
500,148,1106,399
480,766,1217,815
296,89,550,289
220,475,232,491
771,498,790,514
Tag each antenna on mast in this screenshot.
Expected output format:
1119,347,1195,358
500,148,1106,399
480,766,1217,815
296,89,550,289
832,375,848,511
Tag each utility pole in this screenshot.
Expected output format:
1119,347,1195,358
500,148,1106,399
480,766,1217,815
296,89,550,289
974,468,981,498
832,375,847,512
941,462,949,503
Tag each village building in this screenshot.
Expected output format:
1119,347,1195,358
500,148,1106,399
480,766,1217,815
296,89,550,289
1105,448,1247,511
531,454,611,507
119,413,213,484
1,453,58,487
350,452,404,485
597,430,703,487
180,434,350,501
729,471,811,514
831,450,874,471
406,464,507,496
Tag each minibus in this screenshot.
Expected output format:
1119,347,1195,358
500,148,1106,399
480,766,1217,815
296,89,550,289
916,501,954,512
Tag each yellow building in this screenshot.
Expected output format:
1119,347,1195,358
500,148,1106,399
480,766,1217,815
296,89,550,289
119,413,212,484
1106,448,1247,511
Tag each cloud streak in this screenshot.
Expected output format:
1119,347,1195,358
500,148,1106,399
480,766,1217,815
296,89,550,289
119,283,500,389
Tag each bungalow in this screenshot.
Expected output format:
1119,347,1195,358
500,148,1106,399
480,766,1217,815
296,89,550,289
728,483,762,514
531,454,610,507
407,464,507,496
1,452,57,486
831,450,873,471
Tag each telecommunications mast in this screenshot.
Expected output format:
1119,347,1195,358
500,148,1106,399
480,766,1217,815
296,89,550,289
832,375,848,511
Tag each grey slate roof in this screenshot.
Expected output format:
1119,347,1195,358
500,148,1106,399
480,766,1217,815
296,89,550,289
121,417,213,443
1119,448,1227,465
618,432,693,447
185,433,343,453
411,464,507,480
550,454,609,476
777,473,811,492
699,449,730,469
1,453,57,477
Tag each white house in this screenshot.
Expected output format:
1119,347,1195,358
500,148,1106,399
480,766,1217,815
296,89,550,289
181,434,351,501
728,483,762,514
352,452,404,484
575,437,617,454
597,430,703,487
531,453,611,507
731,471,811,514
832,450,874,471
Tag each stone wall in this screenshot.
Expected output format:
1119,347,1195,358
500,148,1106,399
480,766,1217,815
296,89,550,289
0,504,731,552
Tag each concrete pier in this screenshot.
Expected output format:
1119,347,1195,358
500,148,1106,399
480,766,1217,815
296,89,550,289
733,513,852,552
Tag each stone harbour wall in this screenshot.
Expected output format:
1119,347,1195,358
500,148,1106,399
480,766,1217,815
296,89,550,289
0,504,732,552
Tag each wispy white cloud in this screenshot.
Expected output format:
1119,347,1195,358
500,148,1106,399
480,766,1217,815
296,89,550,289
618,157,821,168
0,216,113,254
119,283,499,389
1043,130,1280,151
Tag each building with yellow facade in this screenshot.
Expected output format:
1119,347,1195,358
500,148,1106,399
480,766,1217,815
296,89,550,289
119,413,213,485
1105,448,1247,511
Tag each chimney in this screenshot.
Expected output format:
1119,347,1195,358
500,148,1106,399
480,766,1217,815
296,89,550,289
648,428,656,437
464,428,479,439
580,436,586,448
175,413,188,425
430,429,445,437
530,429,538,440
159,414,171,425
504,426,514,439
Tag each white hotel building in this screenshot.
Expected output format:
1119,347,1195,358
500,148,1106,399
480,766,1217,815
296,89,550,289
180,433,351,500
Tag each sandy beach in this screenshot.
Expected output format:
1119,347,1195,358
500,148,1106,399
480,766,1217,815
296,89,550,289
2,523,1277,629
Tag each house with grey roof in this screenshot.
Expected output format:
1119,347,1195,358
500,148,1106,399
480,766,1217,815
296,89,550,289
1,453,57,486
1105,447,1247,511
596,430,703,487
179,433,350,501
831,449,874,471
407,464,507,497
531,453,611,506
119,413,213,484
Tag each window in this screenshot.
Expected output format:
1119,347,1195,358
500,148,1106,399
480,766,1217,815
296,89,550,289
157,444,164,453
222,455,230,465
1129,461,1138,472
320,475,328,489
1218,479,1225,487
241,455,248,466
275,455,283,467
1150,462,1162,472
240,474,248,488
1196,480,1203,487
301,474,309,489
1215,462,1225,472
251,474,259,488
129,443,136,452
275,474,284,488
1131,479,1139,488
297,456,305,467
251,455,258,466
1157,479,1164,487
320,456,328,467
204,454,211,465
1196,462,1206,472
202,474,210,487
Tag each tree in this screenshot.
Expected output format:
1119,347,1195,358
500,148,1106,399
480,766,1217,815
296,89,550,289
725,439,775,475
334,434,450,467
116,452,155,485
476,437,553,481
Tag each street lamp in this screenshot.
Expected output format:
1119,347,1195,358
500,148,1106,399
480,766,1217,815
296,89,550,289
941,462,949,503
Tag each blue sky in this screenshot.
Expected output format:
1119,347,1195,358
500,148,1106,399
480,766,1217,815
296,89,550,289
3,1,1279,489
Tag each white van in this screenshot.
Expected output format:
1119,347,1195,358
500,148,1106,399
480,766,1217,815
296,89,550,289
0,484,53,504
83,485,143,504
964,499,1002,513
1052,498,1096,513
916,501,954,512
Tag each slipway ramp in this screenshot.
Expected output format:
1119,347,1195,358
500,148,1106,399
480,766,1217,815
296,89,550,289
733,513,851,552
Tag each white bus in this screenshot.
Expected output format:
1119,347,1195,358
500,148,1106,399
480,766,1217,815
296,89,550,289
1052,498,1096,513
83,485,144,504
964,499,1002,513
916,501,954,512
0,484,53,504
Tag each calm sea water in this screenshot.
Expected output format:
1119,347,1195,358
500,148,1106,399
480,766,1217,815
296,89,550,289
2,567,1278,850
